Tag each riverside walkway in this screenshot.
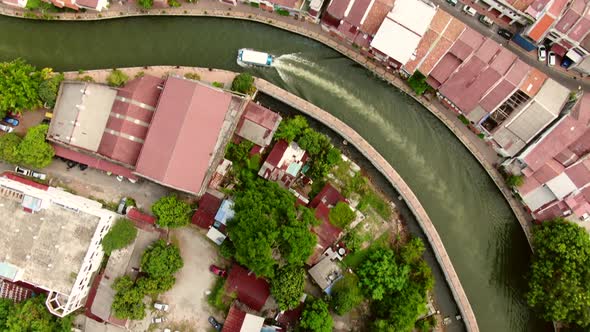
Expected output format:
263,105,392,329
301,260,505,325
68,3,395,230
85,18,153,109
0,1,534,246
255,78,479,332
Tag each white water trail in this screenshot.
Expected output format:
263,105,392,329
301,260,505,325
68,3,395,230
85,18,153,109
273,58,455,208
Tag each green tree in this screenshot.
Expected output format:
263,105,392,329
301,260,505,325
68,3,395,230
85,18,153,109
0,298,10,330
107,69,129,87
274,115,308,142
0,133,22,164
526,219,590,326
102,218,138,255
400,236,426,264
330,273,364,315
0,59,44,117
136,275,176,295
270,265,306,310
407,71,429,96
329,202,355,228
357,248,409,300
17,124,55,168
300,298,333,332
151,195,192,228
231,73,255,95
111,276,146,320
2,295,72,332
39,72,64,108
227,179,317,278
372,283,428,332
140,239,184,277
298,128,331,156
296,128,341,180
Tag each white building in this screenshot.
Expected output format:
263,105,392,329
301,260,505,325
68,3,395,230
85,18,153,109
370,0,437,68
0,174,116,317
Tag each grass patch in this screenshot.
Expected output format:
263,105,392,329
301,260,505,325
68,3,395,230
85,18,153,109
357,190,391,220
342,232,390,269
457,115,469,125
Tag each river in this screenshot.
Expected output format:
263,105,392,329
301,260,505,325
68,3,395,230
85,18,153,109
0,15,550,331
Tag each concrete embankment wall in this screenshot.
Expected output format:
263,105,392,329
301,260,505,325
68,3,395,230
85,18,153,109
254,78,480,332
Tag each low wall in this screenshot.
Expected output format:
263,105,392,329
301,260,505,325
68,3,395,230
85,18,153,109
255,78,480,332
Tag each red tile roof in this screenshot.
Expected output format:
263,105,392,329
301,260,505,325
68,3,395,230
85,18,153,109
134,76,233,195
52,144,138,179
126,207,156,225
309,183,346,208
1,172,49,191
565,159,590,187
264,140,289,168
309,202,343,264
235,102,282,147
325,0,353,19
226,265,270,311
191,192,222,229
221,305,247,332
527,14,555,42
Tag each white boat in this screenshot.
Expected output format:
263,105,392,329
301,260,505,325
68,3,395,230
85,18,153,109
237,48,274,67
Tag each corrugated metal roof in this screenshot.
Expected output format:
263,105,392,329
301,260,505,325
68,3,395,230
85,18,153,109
226,264,270,311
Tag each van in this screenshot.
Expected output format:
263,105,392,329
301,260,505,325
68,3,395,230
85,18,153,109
462,5,477,16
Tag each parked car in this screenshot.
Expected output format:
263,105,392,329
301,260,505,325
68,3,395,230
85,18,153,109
209,265,227,278
537,45,547,61
462,5,477,16
497,28,513,40
478,15,493,27
79,163,88,171
31,171,47,181
151,317,166,324
446,0,458,6
154,302,169,312
66,161,78,169
15,166,32,177
548,51,556,66
0,124,14,133
3,117,19,126
208,316,222,331
116,175,124,182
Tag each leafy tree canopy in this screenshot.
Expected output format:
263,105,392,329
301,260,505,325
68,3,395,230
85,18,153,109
372,283,428,332
102,218,138,255
271,265,306,311
231,73,255,95
274,115,309,143
526,219,590,326
358,248,410,300
329,202,356,229
17,124,54,168
140,239,184,277
0,133,22,164
0,295,72,332
227,179,318,278
111,276,146,320
0,59,45,117
330,272,364,315
151,195,192,228
136,275,176,295
299,298,333,332
296,128,341,180
407,71,429,96
39,72,64,108
107,69,129,87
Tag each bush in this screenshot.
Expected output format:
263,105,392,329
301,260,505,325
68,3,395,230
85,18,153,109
79,75,94,82
219,240,235,259
39,72,64,108
138,0,153,9
231,73,255,95
134,71,145,79
506,174,524,187
151,195,192,228
329,202,355,229
407,71,429,96
184,72,200,80
212,81,224,88
102,218,137,255
457,115,469,125
17,124,54,168
275,8,289,16
107,69,129,87
249,1,259,7
168,0,180,6
0,133,23,164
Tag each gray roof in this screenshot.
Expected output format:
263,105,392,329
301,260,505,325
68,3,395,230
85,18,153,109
48,82,117,152
0,198,100,294
308,256,342,290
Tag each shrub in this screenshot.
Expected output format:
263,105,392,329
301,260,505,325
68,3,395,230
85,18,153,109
17,124,54,168
134,71,145,79
168,0,181,7
184,72,200,80
407,71,429,96
249,1,259,7
330,273,363,315
107,69,129,87
102,218,137,255
138,0,153,9
219,240,235,259
275,8,289,16
329,202,355,229
231,73,255,95
151,195,192,228
79,75,94,82
506,174,524,187
212,81,224,88
457,115,469,125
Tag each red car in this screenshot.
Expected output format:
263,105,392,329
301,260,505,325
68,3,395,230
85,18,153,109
209,265,227,277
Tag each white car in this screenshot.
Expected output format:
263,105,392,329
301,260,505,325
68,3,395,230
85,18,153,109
548,51,556,66
15,166,32,176
31,171,47,180
462,5,477,16
0,124,14,133
537,45,547,61
116,175,124,182
151,317,166,324
154,302,169,311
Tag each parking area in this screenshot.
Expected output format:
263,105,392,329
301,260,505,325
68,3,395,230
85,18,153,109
153,227,221,332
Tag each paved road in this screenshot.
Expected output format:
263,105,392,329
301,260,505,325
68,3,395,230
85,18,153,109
432,0,589,91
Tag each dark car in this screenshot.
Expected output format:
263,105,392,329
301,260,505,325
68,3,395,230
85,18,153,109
66,161,78,169
79,163,88,171
3,117,19,126
208,316,222,331
497,28,513,40
209,265,227,278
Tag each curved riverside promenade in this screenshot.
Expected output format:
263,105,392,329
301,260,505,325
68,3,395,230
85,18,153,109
255,78,479,332
0,1,534,247
65,65,479,331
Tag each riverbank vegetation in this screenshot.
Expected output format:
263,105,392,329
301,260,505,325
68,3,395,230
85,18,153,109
526,218,590,328
0,295,73,331
111,240,183,319
0,59,62,117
